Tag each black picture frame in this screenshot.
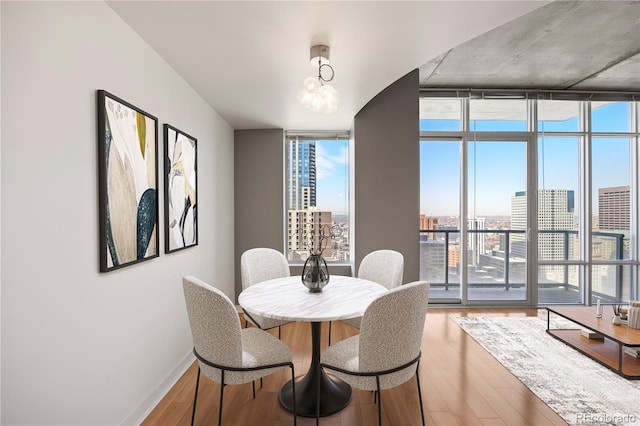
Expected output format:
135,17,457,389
164,124,198,253
97,90,159,272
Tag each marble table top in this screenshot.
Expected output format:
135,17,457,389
238,275,387,322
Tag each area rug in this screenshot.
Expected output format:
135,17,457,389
454,313,640,426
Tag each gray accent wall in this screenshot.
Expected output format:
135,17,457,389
233,71,420,292
353,70,420,283
234,129,285,298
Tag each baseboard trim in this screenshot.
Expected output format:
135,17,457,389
122,350,194,425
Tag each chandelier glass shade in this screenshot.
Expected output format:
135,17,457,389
298,45,338,113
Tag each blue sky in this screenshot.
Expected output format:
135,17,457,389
420,101,634,216
315,140,349,215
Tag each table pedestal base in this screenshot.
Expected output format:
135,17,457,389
279,322,352,417
279,369,352,417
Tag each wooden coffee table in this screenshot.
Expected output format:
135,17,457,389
546,306,640,379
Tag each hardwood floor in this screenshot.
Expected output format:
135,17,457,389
142,309,568,425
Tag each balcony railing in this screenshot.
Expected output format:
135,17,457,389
419,228,628,301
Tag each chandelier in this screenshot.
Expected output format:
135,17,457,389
297,45,338,113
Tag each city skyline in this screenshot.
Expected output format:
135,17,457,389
286,138,350,261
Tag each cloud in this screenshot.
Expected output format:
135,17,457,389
316,144,347,180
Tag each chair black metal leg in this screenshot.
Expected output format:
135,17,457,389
191,366,201,426
328,321,332,346
218,371,225,426
290,364,297,426
252,381,256,399
415,370,425,426
278,325,282,339
375,376,382,426
260,377,263,388
373,390,377,403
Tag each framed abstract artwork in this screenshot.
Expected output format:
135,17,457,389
164,124,198,253
97,90,159,272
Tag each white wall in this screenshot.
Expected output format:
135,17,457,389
1,2,234,424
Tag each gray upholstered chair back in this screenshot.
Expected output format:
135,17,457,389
358,280,430,387
357,249,404,290
182,276,243,370
183,276,297,425
241,248,290,289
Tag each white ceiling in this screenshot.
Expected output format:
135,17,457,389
107,1,549,130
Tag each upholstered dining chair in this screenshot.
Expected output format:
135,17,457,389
182,276,297,426
316,280,429,426
328,249,404,345
241,248,293,339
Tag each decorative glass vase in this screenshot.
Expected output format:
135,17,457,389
301,254,330,293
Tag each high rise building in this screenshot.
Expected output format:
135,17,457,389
599,186,630,230
419,215,438,240
288,209,333,260
512,189,575,258
287,139,316,210
512,189,575,282
448,244,460,268
510,190,527,228
467,218,486,266
419,239,461,283
287,139,324,261
420,239,446,283
595,186,631,293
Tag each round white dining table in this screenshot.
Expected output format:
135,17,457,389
238,275,387,418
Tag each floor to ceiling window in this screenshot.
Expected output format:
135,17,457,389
284,132,350,264
420,93,639,306
466,139,528,302
537,100,583,304
590,102,636,304
420,139,461,302
467,99,529,303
